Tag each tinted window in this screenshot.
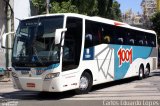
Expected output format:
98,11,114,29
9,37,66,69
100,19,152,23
85,20,102,48
85,20,156,47
62,17,83,71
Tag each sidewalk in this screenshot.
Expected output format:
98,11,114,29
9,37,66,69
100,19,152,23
0,77,11,82
0,78,19,93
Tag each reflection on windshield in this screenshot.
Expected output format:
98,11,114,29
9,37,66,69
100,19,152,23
12,16,64,67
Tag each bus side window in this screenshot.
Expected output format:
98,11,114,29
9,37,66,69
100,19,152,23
62,17,82,71
144,40,148,46
85,33,93,47
129,39,134,45
86,34,93,41
118,37,123,44
147,34,156,47
139,40,144,46
85,20,103,48
103,35,111,43
143,36,148,46
151,41,155,46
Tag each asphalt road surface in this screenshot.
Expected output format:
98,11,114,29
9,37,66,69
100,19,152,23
1,70,160,106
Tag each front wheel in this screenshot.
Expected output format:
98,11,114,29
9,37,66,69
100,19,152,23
75,72,92,94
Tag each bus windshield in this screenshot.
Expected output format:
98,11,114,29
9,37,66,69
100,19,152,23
12,16,64,67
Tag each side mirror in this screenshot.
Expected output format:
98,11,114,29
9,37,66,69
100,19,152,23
55,28,67,45
2,32,14,49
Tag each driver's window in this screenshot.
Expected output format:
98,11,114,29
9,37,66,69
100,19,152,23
63,40,75,61
62,17,82,71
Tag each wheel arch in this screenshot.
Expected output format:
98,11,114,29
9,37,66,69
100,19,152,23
82,69,93,80
140,63,144,70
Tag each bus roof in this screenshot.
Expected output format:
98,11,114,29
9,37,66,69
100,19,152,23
23,13,156,35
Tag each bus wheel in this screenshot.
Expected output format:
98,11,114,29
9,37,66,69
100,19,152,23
145,65,150,78
75,72,92,94
139,66,144,80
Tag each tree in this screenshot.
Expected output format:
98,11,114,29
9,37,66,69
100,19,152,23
97,0,107,17
32,0,78,14
74,0,121,20
50,0,78,13
73,0,98,16
32,0,46,14
31,0,122,21
150,11,160,44
110,0,122,21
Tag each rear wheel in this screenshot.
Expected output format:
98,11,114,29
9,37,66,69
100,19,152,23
75,72,92,94
145,65,150,78
139,66,144,80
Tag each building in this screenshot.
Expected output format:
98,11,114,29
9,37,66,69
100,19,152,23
0,1,7,70
0,0,32,71
141,0,157,18
141,0,157,28
122,0,159,29
122,9,143,28
14,0,31,31
0,0,14,70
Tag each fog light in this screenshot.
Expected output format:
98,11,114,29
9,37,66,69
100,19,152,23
44,72,60,80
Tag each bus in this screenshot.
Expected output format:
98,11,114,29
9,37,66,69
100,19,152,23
2,13,158,94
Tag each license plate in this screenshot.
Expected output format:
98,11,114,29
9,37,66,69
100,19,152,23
27,83,35,88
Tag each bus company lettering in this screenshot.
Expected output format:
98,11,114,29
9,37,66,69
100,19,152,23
117,47,132,67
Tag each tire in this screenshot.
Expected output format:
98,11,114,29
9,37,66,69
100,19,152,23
145,65,150,78
75,72,93,94
138,66,144,80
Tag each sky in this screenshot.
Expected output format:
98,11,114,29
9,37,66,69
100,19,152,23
117,0,143,13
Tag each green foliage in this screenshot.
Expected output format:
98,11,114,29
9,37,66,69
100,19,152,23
97,0,108,17
74,0,98,16
111,0,122,21
50,0,78,13
150,11,160,44
32,0,46,14
31,0,122,21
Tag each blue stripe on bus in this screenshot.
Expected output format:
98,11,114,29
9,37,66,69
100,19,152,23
35,63,60,75
35,63,60,71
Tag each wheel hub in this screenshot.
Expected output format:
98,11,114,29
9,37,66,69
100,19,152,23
79,76,89,90
140,68,143,78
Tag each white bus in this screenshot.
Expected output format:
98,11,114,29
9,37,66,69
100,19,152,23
2,13,158,94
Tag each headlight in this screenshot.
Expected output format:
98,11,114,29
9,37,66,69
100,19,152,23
44,72,60,80
12,72,18,78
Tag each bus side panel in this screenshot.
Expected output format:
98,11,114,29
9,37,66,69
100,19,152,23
110,45,153,80
82,44,115,85
93,44,115,84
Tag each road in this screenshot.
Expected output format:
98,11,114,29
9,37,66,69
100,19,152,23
1,70,160,106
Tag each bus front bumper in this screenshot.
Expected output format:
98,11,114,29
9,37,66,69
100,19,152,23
12,77,62,92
